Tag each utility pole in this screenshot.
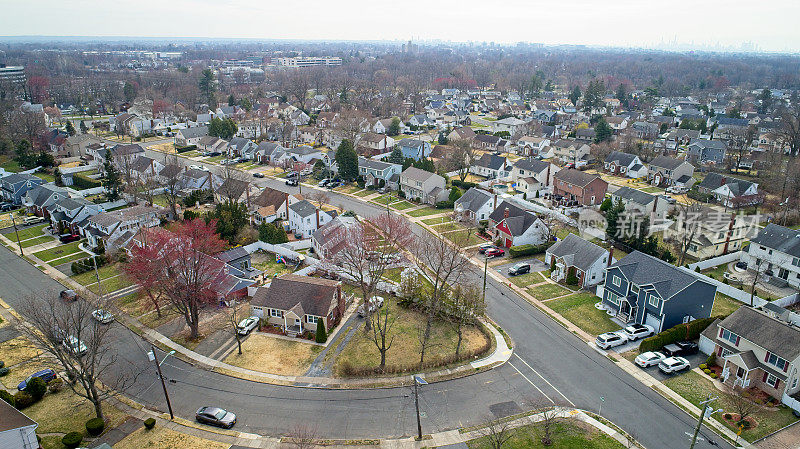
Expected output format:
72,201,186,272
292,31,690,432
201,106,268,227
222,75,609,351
482,254,489,304
413,375,427,440
10,213,23,256
689,395,720,449
149,346,175,420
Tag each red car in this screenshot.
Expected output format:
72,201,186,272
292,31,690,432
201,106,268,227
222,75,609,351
485,248,505,258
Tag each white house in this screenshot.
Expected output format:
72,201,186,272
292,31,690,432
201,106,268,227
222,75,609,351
454,187,498,224
470,154,511,179
0,399,38,449
287,200,335,239
604,151,648,178
742,223,800,289
511,158,559,198
492,117,529,136
545,233,611,288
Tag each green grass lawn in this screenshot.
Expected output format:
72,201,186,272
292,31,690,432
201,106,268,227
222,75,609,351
336,184,362,194
529,282,572,300
47,251,90,267
509,272,545,288
10,223,48,241
390,200,415,210
206,155,225,163
713,292,742,317
88,274,134,294
407,207,442,217
663,371,799,442
702,264,728,282
467,419,625,449
640,186,662,193
253,256,296,279
34,172,55,183
432,222,461,233
370,194,395,205
181,150,200,157
353,189,374,197
33,240,84,262
71,263,124,286
0,157,21,173
547,292,619,336
442,229,484,247
382,267,405,284
19,235,55,248
422,216,452,225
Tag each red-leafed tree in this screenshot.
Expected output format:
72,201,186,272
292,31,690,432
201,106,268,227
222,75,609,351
123,228,173,318
28,76,50,103
161,218,227,340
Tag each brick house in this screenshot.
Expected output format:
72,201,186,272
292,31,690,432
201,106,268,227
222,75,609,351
552,169,608,206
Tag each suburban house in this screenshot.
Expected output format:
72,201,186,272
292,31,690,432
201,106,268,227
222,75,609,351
511,158,559,198
227,137,258,159
273,146,324,166
287,199,335,239
82,205,163,252
454,187,498,224
358,157,402,188
311,215,359,259
1,173,45,205
647,156,695,187
663,205,752,260
552,169,608,206
701,306,800,403
742,223,800,289
696,173,760,208
216,246,260,279
491,117,529,135
604,151,648,178
0,398,38,449
22,184,68,217
448,126,476,142
545,233,611,288
470,154,511,179
399,167,447,205
179,168,223,194
47,197,103,235
174,126,208,147
687,140,727,165
251,274,346,336
488,200,549,248
399,139,432,160
598,251,717,332
358,133,395,155
129,156,165,183
197,136,229,154
473,134,505,151
250,187,302,224
516,136,550,156
610,186,670,220
550,140,591,166
255,142,286,164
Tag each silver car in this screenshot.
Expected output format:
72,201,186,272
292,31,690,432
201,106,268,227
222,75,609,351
236,316,259,335
91,309,114,324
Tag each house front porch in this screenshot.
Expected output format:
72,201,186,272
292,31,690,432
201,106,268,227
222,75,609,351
720,350,787,400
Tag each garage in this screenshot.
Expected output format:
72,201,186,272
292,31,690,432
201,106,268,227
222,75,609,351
645,313,662,333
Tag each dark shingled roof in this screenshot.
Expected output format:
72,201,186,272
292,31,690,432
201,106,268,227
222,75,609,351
612,186,657,206
473,153,507,171
604,151,637,166
0,398,36,432
454,187,492,213
251,274,340,317
609,251,714,301
513,158,551,174
750,223,800,259
553,169,601,188
547,233,608,272
488,200,540,236
718,306,800,361
697,173,755,196
649,156,687,171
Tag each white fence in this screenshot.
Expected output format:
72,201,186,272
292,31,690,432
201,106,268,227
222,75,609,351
243,240,319,266
676,265,799,309
98,199,127,210
687,251,743,271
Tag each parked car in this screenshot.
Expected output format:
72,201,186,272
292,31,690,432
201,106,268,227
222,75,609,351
595,331,627,350
621,324,655,341
659,195,677,205
252,172,265,178
285,179,299,186
318,179,331,187
478,243,495,254
634,351,666,368
666,185,688,194
59,233,80,244
17,368,56,390
188,164,207,171
735,261,748,270
195,406,236,428
209,151,221,157
662,341,699,357
358,296,385,317
0,202,15,211
62,335,87,356
236,316,259,335
658,356,690,374
485,248,505,258
23,216,43,225
91,309,114,324
508,263,531,276
60,289,78,302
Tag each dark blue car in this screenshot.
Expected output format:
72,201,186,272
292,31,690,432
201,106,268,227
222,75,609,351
17,368,56,390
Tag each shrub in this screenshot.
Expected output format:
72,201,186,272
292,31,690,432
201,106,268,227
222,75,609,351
724,413,732,419
13,391,35,409
699,364,707,369
71,255,108,275
638,316,721,353
24,377,47,401
0,390,15,407
0,367,8,377
706,353,717,367
710,373,717,379
62,431,83,449
723,278,729,285
509,241,554,258
0,361,4,368
175,144,197,153
435,200,454,209
703,368,712,374
450,179,477,190
183,210,200,221
47,377,64,393
144,418,156,430
315,319,327,344
86,417,105,436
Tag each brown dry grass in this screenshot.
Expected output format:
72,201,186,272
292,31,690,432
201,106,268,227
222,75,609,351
23,388,127,434
3,358,53,388
223,333,322,376
114,425,230,449
0,335,42,367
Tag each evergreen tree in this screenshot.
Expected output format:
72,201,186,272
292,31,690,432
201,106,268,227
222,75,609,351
615,83,628,107
594,117,613,143
335,139,359,181
604,200,625,240
582,80,606,113
198,69,217,107
448,186,462,202
208,117,238,139
387,117,401,136
568,85,581,106
259,222,288,244
388,147,404,164
211,200,250,244
103,150,122,201
65,121,76,136
315,318,327,343
79,120,88,134
228,94,236,106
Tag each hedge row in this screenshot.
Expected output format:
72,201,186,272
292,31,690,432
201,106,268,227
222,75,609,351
71,255,109,275
175,144,197,153
509,241,554,258
73,173,101,189
638,316,722,353
450,179,478,190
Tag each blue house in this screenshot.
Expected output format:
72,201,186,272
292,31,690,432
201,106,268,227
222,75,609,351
598,251,717,333
1,173,45,205
687,140,727,164
399,139,432,161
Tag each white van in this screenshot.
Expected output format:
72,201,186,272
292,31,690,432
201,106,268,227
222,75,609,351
23,216,43,225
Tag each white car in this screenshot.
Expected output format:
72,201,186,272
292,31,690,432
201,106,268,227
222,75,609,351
236,316,259,335
91,309,114,324
666,185,688,194
634,351,666,368
62,335,87,356
188,164,205,171
595,331,627,350
621,324,655,341
658,356,690,374
357,296,385,317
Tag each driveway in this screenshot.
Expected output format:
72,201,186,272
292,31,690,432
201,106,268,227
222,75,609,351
494,258,549,278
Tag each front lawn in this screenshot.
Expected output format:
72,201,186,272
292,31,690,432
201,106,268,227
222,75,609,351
407,207,442,217
333,296,490,376
547,292,619,336
19,235,55,248
467,418,625,449
663,371,799,442
442,229,485,247
222,333,322,376
422,216,452,226
509,272,545,288
34,171,55,183
432,222,461,233
10,223,48,241
529,282,571,300
353,189,374,197
390,200,415,210
713,292,742,317
114,426,230,449
71,264,124,286
640,186,662,193
32,240,84,262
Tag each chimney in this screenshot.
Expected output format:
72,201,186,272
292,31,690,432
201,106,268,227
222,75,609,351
720,177,726,187
316,208,320,229
285,192,290,218
607,247,614,267
652,194,658,214
545,163,551,187
493,194,498,210
503,207,510,219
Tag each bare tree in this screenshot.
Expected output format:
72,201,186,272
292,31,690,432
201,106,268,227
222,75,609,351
729,386,762,426
449,283,485,357
160,158,183,220
775,104,800,156
369,300,397,371
447,138,476,182
478,417,515,449
286,424,319,449
533,406,561,446
20,292,137,420
674,200,702,266
217,164,250,204
306,189,331,210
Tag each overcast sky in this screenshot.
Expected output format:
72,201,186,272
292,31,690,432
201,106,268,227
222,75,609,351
2,0,798,52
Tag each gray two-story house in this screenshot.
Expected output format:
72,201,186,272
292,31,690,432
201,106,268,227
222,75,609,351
598,251,717,332
1,173,45,205
358,157,401,189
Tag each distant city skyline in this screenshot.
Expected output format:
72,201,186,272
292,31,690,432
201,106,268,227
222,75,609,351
1,0,799,54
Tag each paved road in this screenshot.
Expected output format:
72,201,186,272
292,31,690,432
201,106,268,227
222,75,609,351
0,148,732,448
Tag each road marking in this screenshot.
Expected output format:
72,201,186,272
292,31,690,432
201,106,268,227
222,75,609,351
513,354,575,407
508,361,554,404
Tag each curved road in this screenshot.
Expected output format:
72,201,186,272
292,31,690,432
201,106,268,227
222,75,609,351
0,151,731,449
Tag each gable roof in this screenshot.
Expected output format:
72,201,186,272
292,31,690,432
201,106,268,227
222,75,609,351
513,158,551,174
252,187,289,209
554,169,601,188
697,173,755,196
401,166,438,183
0,398,36,432
649,156,687,171
488,200,541,236
750,224,800,258
289,199,318,218
454,187,493,213
612,186,657,207
178,126,208,139
547,233,608,271
718,306,800,361
251,274,339,317
473,153,507,171
604,151,638,166
609,251,712,300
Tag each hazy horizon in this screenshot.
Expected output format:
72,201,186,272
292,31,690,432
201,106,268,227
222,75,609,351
1,0,798,53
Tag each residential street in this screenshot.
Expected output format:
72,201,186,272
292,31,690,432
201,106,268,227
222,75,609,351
0,147,732,448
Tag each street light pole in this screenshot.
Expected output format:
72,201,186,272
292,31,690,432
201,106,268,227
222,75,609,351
10,213,23,256
150,346,176,420
482,254,488,304
689,395,719,449
413,375,427,440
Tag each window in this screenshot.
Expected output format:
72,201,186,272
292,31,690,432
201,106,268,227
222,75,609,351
270,309,283,318
720,348,732,358
766,373,779,388
766,352,789,371
612,275,621,287
648,294,659,308
631,285,639,294
606,292,620,306
793,258,800,267
793,377,798,390
720,328,738,345
306,315,319,324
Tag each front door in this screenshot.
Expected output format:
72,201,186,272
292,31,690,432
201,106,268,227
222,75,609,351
779,268,789,280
